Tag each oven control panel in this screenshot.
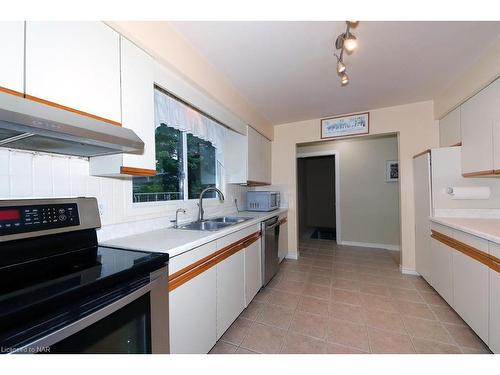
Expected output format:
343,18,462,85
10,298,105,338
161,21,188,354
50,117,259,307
0,203,80,235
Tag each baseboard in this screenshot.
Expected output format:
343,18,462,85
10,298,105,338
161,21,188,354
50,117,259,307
337,240,401,251
399,265,420,276
285,253,298,260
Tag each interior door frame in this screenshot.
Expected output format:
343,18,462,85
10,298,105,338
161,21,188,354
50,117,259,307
296,150,341,243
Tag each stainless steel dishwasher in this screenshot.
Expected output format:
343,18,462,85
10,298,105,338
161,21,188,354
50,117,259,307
261,216,280,286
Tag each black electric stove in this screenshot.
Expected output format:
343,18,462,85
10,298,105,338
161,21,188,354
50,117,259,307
0,198,169,354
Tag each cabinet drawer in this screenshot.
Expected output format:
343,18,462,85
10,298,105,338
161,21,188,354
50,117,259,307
216,224,260,250
453,230,489,254
169,241,217,275
490,242,500,260
430,222,454,237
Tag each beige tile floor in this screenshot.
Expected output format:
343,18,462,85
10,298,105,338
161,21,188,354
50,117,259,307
209,239,492,354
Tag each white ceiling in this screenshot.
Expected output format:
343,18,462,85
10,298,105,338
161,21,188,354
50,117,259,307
171,21,500,125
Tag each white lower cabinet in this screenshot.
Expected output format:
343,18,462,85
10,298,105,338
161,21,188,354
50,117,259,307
489,242,500,354
244,239,262,306
452,250,489,343
278,217,288,263
168,224,261,353
169,267,217,354
429,237,453,306
490,269,500,354
216,250,245,339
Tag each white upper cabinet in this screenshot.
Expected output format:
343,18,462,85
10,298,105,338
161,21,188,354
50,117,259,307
439,107,461,147
248,126,271,184
226,126,271,185
25,22,121,123
89,37,156,176
461,78,500,176
0,22,24,94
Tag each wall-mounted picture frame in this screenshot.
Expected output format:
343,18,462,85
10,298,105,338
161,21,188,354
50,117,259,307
386,160,399,182
320,112,369,139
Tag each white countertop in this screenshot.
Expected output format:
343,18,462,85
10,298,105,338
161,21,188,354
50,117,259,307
102,209,287,258
430,216,500,244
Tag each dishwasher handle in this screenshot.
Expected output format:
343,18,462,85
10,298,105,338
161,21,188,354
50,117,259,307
263,216,279,229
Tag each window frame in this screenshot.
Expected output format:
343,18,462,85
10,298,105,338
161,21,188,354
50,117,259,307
132,128,223,206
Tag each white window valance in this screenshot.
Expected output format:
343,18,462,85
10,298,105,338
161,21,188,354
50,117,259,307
154,89,226,151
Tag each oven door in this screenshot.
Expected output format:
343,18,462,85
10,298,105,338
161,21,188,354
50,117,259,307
13,267,169,354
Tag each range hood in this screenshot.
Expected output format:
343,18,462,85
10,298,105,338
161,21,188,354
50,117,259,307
0,91,144,157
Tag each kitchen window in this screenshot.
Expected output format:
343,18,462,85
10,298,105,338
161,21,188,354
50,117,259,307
132,88,225,203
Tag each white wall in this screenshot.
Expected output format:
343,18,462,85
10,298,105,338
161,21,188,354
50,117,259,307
297,135,400,248
0,148,248,240
272,101,439,271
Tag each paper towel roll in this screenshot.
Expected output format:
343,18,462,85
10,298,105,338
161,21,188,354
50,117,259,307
446,186,491,200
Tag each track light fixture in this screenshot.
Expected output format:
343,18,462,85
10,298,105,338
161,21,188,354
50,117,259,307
334,21,359,86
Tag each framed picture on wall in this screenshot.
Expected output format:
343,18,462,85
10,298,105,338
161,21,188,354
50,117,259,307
386,160,399,182
320,112,369,139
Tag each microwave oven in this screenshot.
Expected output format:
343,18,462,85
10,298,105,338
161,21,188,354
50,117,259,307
247,191,280,212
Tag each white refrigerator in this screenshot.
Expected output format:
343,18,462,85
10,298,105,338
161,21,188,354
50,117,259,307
413,151,432,280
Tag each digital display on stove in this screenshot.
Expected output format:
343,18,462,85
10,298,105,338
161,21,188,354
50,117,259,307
0,203,80,236
0,209,21,221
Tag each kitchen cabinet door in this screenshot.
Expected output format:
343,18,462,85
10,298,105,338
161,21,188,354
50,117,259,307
216,250,245,339
439,107,461,147
261,135,272,184
169,267,217,354
247,126,262,183
90,37,156,176
429,237,454,306
244,239,262,306
490,268,500,354
489,242,500,354
461,79,498,176
25,22,121,123
452,250,489,343
0,22,24,94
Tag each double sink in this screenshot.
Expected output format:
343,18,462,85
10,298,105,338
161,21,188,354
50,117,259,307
177,216,253,232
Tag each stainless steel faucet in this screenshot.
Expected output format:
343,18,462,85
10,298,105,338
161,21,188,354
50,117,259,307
171,208,186,228
198,187,225,221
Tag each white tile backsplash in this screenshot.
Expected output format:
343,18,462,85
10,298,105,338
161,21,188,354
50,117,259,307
0,148,248,239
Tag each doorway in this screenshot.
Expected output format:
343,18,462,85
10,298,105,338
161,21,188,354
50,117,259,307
297,153,339,241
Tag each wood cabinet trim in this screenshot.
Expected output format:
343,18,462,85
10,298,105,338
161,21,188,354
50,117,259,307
120,166,156,176
245,180,271,187
413,149,430,159
462,170,495,177
24,94,122,127
0,86,24,98
169,231,261,291
431,230,500,273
